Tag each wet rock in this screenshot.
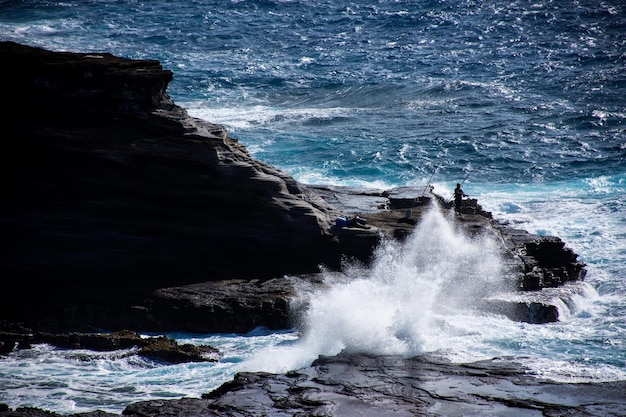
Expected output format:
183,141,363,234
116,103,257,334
202,352,624,417
30,329,145,351
483,281,593,324
0,328,219,364
138,335,220,364
0,40,604,417
83,353,626,417
114,189,587,333
496,226,587,290
9,352,623,417
0,408,117,417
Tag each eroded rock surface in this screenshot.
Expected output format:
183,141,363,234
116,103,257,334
189,353,626,417
0,328,219,363
3,353,624,417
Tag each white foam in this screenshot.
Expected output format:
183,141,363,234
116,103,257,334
241,203,512,373
185,103,353,131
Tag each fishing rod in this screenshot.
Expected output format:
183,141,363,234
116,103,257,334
448,170,472,203
422,164,439,196
459,170,472,187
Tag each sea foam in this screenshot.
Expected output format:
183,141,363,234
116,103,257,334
241,203,512,373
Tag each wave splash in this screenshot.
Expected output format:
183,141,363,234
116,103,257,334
242,203,513,373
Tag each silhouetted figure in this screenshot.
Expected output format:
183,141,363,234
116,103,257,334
454,183,467,214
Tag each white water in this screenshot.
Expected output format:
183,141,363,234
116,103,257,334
2,200,624,415
241,203,512,373
239,198,626,383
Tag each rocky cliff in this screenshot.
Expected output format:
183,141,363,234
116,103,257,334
1,41,585,335
0,41,379,330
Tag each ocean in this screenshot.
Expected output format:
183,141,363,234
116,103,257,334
1,0,625,414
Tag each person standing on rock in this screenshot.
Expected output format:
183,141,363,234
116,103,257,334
454,183,467,214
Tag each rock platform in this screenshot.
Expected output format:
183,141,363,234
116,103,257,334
2,352,625,417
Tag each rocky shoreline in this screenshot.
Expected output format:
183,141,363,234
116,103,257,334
2,41,621,417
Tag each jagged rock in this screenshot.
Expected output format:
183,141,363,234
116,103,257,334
138,335,220,364
30,329,145,351
112,353,626,416
0,407,116,417
494,225,587,290
144,278,298,333
0,40,602,417
116,195,586,333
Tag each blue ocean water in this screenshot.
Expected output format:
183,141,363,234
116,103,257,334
1,0,625,413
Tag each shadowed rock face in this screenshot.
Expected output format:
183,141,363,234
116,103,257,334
0,41,379,330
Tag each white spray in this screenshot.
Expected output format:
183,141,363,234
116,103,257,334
241,203,512,373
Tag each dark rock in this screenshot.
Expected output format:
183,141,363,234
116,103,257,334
0,327,219,364
483,281,592,324
0,41,586,333
143,278,298,333
0,408,117,417
0,41,376,332
495,225,587,290
112,197,586,332
138,335,220,364
117,353,626,417
29,329,144,351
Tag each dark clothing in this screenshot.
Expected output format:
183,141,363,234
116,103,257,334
454,186,466,213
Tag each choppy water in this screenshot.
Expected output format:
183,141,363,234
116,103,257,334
1,0,625,414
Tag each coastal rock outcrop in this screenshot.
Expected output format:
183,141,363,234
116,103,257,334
0,40,603,417
155,352,626,417
129,193,586,334
0,41,374,332
0,328,219,364
1,41,586,335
